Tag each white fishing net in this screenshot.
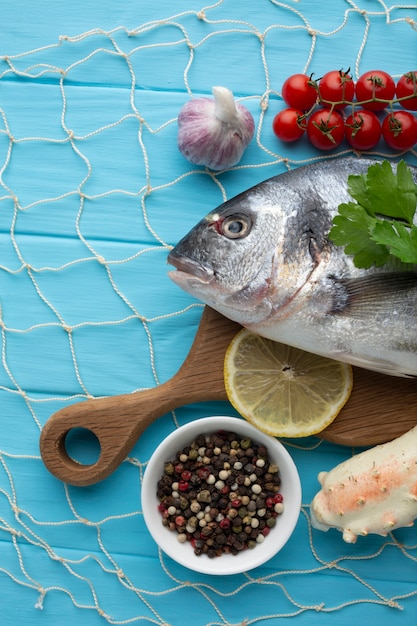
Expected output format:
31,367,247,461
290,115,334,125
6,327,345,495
1,2,416,625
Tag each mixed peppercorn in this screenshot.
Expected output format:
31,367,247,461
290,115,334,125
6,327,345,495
156,430,284,558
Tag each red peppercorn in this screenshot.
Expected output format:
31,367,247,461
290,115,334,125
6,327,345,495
220,485,230,495
175,515,186,527
266,497,274,509
273,494,283,503
262,527,270,537
197,467,210,480
231,499,241,508
157,503,166,513
219,518,231,529
181,470,192,481
174,463,184,474
178,481,189,491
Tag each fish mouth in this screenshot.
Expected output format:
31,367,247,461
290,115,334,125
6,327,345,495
167,250,214,285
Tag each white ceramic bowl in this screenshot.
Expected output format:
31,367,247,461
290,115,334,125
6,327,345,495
141,416,302,575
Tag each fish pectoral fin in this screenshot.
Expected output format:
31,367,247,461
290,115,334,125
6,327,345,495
331,271,417,318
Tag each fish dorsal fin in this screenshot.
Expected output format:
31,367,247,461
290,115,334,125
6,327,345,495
331,271,417,318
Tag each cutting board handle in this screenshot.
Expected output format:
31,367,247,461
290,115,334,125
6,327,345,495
39,307,241,486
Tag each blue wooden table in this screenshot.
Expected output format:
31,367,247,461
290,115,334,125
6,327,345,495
1,2,416,624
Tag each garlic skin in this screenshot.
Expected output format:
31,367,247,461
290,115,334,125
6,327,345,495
177,86,255,171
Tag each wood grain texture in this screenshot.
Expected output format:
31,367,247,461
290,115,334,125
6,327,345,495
40,306,417,486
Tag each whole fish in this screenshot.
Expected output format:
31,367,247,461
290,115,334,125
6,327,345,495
168,157,417,378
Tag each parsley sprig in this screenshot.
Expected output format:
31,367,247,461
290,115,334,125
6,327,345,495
329,160,417,268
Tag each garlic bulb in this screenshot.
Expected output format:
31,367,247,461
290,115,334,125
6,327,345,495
177,86,255,171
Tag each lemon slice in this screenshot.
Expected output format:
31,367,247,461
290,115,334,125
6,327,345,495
224,329,353,438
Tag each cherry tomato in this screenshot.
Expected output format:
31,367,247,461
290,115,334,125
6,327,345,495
281,73,318,111
381,111,417,151
345,109,381,150
306,110,345,150
355,70,395,111
272,108,307,142
396,71,417,111
318,69,355,110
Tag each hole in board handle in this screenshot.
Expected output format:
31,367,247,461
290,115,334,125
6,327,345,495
64,427,101,466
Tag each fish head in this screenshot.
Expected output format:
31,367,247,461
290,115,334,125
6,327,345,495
168,178,328,325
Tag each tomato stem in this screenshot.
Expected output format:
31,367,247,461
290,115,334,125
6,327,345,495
345,113,364,138
312,120,338,144
387,114,403,137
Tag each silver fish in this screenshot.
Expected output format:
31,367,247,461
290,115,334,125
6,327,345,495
168,157,417,378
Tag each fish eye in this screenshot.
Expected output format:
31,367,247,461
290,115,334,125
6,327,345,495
221,214,251,239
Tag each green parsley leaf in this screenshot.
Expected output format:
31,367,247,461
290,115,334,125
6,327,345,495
371,220,417,265
329,203,390,268
362,160,416,224
329,160,417,269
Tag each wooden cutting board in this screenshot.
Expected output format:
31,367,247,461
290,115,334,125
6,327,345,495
40,306,417,486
